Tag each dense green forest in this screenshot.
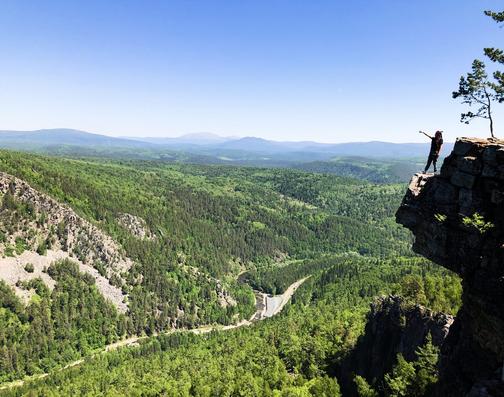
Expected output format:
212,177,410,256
0,260,126,382
0,149,460,395
0,255,460,396
293,157,422,184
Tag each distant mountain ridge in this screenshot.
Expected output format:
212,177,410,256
216,137,454,157
0,128,153,148
0,128,454,158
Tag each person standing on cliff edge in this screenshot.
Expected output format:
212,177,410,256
419,130,443,173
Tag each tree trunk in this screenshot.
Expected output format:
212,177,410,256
485,88,495,138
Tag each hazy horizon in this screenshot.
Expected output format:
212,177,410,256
0,127,464,144
2,1,503,143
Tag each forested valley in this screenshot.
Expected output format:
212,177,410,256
0,149,461,396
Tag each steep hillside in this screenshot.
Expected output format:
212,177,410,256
0,172,131,311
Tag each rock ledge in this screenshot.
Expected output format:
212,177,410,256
396,137,504,396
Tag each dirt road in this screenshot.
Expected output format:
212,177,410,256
259,277,309,319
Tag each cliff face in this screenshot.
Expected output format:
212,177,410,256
396,138,504,396
338,295,453,395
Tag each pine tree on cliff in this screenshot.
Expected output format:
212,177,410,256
452,59,500,138
452,9,504,138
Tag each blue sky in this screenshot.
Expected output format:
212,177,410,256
1,0,503,142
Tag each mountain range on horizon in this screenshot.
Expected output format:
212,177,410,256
0,128,455,159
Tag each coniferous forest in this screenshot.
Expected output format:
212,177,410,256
0,149,462,396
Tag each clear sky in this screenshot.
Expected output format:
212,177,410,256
1,0,503,143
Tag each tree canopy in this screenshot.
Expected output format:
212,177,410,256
453,9,504,137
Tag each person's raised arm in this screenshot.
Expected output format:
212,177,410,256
419,131,432,139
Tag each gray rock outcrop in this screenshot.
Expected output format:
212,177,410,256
396,137,504,396
117,213,154,240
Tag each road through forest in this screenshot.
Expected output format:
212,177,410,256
0,276,309,390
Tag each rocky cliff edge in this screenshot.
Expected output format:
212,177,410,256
396,137,504,396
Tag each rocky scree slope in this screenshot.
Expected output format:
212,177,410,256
396,137,504,396
0,171,132,311
117,212,155,240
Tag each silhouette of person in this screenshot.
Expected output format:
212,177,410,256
420,130,443,173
